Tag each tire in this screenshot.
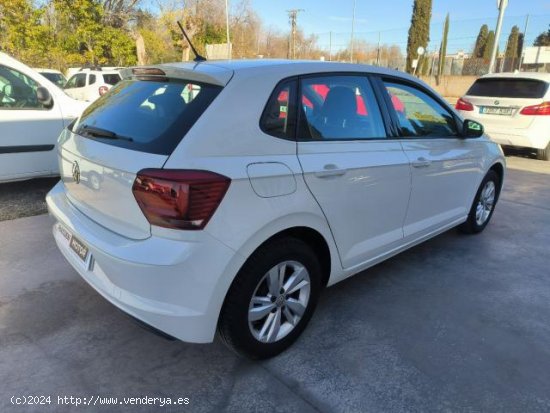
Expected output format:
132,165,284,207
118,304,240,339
218,237,322,359
536,143,550,161
459,170,500,234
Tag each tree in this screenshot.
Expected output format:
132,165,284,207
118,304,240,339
483,30,495,60
473,24,489,58
406,0,432,73
437,13,449,78
505,25,520,58
533,25,550,46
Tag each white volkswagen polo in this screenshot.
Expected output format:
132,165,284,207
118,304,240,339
47,60,505,358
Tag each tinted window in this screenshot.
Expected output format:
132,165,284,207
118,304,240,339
89,74,96,85
384,82,458,137
0,65,45,110
65,73,86,89
72,79,222,155
40,72,66,88
260,79,297,139
103,74,121,85
467,78,548,99
299,75,386,140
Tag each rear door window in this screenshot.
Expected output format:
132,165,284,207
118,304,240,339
72,79,222,155
298,75,386,140
467,78,548,99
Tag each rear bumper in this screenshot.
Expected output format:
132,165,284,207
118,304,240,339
46,181,238,343
482,122,549,150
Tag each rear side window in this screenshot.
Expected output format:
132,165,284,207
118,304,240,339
298,75,386,140
260,79,297,139
103,74,121,85
467,78,548,99
72,79,222,155
89,74,96,85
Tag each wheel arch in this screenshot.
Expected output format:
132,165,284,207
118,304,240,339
489,161,505,195
207,214,341,336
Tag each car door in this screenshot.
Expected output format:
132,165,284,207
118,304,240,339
85,73,97,101
64,73,86,100
0,64,64,181
379,78,485,239
296,74,411,269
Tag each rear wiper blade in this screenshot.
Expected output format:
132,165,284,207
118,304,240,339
77,125,133,142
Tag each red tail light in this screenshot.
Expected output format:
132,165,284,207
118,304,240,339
98,86,109,96
132,169,231,230
520,101,550,116
455,97,474,111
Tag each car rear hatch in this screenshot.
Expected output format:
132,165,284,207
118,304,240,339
59,65,230,240
463,77,548,130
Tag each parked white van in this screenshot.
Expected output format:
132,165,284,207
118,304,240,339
0,53,88,182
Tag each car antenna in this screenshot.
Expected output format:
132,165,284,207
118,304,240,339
177,20,206,62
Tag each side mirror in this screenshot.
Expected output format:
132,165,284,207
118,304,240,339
462,119,484,138
36,86,53,107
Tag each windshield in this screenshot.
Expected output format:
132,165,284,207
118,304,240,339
40,72,66,88
467,78,548,99
72,79,222,155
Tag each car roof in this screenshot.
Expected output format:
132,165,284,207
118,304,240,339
480,71,550,82
124,59,418,87
33,68,63,74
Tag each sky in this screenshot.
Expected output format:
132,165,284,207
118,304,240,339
249,0,550,53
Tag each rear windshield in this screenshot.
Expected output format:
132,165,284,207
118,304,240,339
72,79,222,155
102,73,121,85
467,78,548,99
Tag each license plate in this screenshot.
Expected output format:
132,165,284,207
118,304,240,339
480,106,513,116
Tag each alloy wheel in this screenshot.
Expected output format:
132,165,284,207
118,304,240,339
248,260,311,343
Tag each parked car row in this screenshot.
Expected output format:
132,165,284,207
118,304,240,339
0,54,125,183
456,72,550,160
44,59,505,359
0,53,88,182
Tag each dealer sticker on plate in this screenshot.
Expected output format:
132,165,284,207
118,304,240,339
58,224,89,262
69,235,89,262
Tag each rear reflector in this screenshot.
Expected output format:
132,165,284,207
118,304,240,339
132,169,230,230
520,101,550,116
455,97,474,111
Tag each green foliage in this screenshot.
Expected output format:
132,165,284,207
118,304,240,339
483,30,496,60
0,0,136,69
406,0,432,73
533,25,550,46
505,25,520,58
437,14,449,77
473,24,489,58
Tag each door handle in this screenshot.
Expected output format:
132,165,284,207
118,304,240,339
314,164,347,178
412,157,431,168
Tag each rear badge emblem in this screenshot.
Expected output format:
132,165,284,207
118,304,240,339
494,100,500,105
72,161,81,184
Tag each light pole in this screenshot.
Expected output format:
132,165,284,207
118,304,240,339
350,0,357,63
225,0,231,59
488,0,508,73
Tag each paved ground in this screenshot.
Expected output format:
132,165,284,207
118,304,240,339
1,156,549,412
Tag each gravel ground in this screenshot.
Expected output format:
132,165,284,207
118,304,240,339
0,178,59,221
